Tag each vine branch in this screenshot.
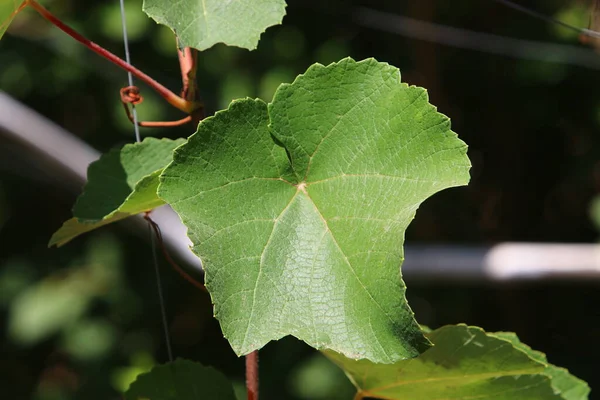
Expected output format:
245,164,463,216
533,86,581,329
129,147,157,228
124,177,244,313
26,0,201,115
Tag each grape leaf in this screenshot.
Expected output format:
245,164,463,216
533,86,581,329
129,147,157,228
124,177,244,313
0,0,26,40
325,324,589,400
124,359,236,400
158,58,471,362
142,0,286,51
49,137,184,247
491,332,590,400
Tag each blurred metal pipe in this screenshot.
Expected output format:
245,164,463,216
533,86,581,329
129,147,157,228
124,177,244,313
403,244,600,282
2,92,599,282
0,91,203,272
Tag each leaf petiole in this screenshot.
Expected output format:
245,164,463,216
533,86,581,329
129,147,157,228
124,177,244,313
246,350,259,400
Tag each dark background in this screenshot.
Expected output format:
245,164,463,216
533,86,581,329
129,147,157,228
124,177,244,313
0,0,599,398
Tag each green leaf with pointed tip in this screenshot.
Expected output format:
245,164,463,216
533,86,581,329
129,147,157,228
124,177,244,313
0,0,26,40
491,332,590,400
325,324,589,400
158,58,470,362
142,0,286,51
49,137,184,247
124,359,237,400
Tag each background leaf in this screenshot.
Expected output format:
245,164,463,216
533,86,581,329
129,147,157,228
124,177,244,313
0,0,25,40
9,235,123,345
49,137,184,247
123,359,237,400
325,324,589,400
159,58,470,363
142,0,286,51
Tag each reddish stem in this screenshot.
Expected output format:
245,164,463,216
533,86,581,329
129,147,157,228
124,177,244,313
246,351,259,400
178,46,198,101
121,101,192,127
27,0,200,114
177,44,204,125
137,116,192,128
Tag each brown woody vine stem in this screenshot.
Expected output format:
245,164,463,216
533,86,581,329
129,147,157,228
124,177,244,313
246,350,259,400
27,0,201,115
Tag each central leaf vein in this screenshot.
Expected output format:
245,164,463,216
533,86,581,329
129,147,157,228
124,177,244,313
303,189,396,357
242,188,302,349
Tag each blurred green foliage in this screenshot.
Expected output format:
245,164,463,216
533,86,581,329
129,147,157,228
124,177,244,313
289,353,355,400
8,236,123,345
552,3,589,40
1,0,600,399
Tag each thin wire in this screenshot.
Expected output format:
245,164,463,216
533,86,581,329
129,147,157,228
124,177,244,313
118,0,141,143
491,0,600,39
118,0,172,362
149,222,174,362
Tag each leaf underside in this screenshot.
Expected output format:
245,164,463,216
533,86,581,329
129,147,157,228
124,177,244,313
325,324,590,400
142,0,287,51
158,58,471,363
124,359,237,400
49,137,184,247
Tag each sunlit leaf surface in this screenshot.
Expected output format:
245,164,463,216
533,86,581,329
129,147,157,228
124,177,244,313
159,58,471,362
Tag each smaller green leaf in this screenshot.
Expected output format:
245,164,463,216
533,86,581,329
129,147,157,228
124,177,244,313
49,137,184,247
124,359,237,400
142,0,287,51
325,324,590,400
491,332,590,400
0,0,26,40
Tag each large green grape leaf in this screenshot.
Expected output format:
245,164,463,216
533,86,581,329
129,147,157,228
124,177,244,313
325,325,590,400
0,0,26,40
158,58,471,363
49,137,184,247
142,0,286,51
124,359,237,400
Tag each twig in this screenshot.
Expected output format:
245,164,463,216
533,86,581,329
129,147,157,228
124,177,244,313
144,212,206,292
353,6,600,70
491,0,600,40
